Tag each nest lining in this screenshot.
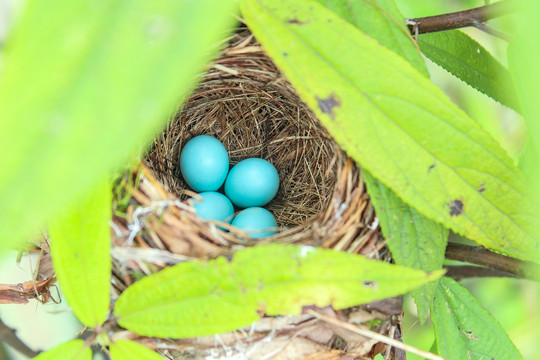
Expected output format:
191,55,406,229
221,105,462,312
145,37,338,229
138,29,380,249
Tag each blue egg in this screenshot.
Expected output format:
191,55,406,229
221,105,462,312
231,207,278,238
180,135,229,192
192,192,234,223
224,158,279,208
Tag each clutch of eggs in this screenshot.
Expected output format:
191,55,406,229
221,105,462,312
180,135,279,238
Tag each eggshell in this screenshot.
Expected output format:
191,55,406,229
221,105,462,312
180,135,229,192
192,192,234,223
231,207,278,238
224,158,279,208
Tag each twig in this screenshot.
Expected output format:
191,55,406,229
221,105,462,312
0,317,40,358
444,265,515,280
445,242,539,280
406,1,518,35
305,309,446,360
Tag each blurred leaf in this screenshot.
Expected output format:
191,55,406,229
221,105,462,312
0,0,239,252
508,36,540,198
114,244,443,338
364,171,447,324
314,0,428,76
431,277,523,360
240,0,540,261
110,340,163,360
33,340,90,360
49,180,112,327
515,1,540,212
418,30,520,111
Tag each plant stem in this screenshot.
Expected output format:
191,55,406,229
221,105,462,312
406,1,518,35
445,265,515,281
445,242,539,280
0,318,39,358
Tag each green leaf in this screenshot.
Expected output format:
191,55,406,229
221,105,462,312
110,340,163,360
314,0,428,77
364,171,447,324
431,277,523,360
33,340,91,360
418,30,521,111
240,0,540,261
48,180,112,327
114,244,443,338
510,2,540,214
322,0,446,324
0,0,239,252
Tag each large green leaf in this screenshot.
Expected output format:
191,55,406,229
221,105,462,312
431,277,523,360
110,340,163,360
49,180,112,327
319,0,446,323
314,0,428,77
364,171,447,324
114,244,443,338
33,340,91,360
240,0,540,261
0,0,239,252
418,30,520,111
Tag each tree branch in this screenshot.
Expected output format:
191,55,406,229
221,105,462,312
0,318,39,358
444,265,515,281
406,1,519,35
445,242,539,280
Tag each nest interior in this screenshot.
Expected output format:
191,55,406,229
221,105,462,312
143,30,379,251
146,35,338,229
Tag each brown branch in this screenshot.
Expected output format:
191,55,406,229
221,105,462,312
0,318,40,358
444,265,515,281
406,1,519,35
445,242,539,280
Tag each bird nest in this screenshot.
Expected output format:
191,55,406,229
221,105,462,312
109,29,401,360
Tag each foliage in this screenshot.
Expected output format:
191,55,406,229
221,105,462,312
320,0,447,325
431,277,523,360
114,244,442,338
0,0,239,252
418,30,521,111
48,180,112,327
109,340,164,360
33,340,91,360
364,172,448,324
0,0,536,359
240,0,539,262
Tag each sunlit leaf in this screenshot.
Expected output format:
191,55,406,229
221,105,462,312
323,0,446,323
431,277,523,360
32,340,90,360
110,340,163,360
240,0,540,261
114,244,443,338
418,30,520,111
314,0,428,76
49,180,112,327
364,171,447,324
508,36,540,200
0,0,239,252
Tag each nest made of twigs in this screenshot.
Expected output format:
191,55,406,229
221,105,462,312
108,28,397,360
140,29,379,251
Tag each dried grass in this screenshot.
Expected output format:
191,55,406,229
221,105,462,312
108,29,393,360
